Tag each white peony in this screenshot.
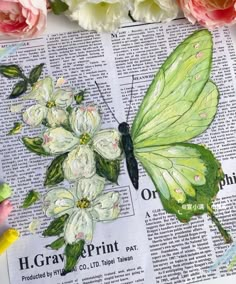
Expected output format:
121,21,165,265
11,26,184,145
64,0,130,32
43,174,120,244
131,0,179,23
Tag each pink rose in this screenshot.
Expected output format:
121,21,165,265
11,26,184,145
178,0,236,29
0,199,13,224
0,0,47,38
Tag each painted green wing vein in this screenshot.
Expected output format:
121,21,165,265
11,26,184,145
131,30,213,148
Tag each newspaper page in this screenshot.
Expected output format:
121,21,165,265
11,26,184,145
0,19,236,284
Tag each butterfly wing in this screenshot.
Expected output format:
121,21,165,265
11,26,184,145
135,143,223,222
131,30,214,148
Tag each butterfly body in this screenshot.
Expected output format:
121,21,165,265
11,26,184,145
118,122,139,189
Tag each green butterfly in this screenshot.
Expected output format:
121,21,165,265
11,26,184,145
116,30,232,243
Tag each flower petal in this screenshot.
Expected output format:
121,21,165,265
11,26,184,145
23,104,47,127
93,129,121,160
52,89,74,108
42,127,79,155
47,108,68,127
23,77,54,104
90,191,120,221
64,209,94,244
76,174,105,201
70,106,101,137
63,145,96,181
43,187,75,218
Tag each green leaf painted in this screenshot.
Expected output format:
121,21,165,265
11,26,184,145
44,153,68,187
0,65,23,78
21,190,40,209
62,240,85,276
29,63,44,85
74,90,86,105
46,237,65,250
22,137,50,156
95,152,120,183
43,214,69,237
8,122,23,135
49,0,69,15
9,80,28,99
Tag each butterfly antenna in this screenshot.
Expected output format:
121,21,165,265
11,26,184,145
95,81,120,125
126,75,134,123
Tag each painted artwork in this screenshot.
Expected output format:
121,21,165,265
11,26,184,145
0,30,232,275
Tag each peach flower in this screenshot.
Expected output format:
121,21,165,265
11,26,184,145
178,0,236,29
0,200,13,224
0,0,47,38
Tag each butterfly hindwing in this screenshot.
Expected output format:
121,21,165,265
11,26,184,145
131,30,213,148
135,143,223,222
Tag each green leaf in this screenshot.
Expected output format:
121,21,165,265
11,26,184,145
0,65,24,78
43,214,69,237
62,240,85,276
44,153,68,187
0,183,12,203
21,190,40,209
49,0,69,15
8,122,23,135
74,90,86,105
22,136,50,156
95,152,120,183
9,80,28,99
46,237,65,250
29,63,44,85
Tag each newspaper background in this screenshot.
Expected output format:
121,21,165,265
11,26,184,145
0,18,236,284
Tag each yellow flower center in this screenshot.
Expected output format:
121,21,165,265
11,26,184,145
46,101,56,108
77,198,90,209
79,133,91,145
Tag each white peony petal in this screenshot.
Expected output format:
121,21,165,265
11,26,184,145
52,89,74,108
42,127,79,155
23,104,47,127
43,187,75,218
132,0,179,23
93,129,121,160
70,106,101,137
47,108,68,127
64,209,94,244
67,0,129,32
76,174,105,201
24,77,54,105
63,145,96,181
90,191,120,221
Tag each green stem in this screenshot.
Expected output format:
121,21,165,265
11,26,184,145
207,206,232,244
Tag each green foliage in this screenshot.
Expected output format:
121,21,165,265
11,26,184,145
46,237,65,250
9,80,28,99
21,190,40,209
43,214,69,237
44,153,68,186
0,65,23,78
8,122,23,135
22,137,50,156
95,152,120,183
62,240,85,275
74,90,86,105
49,0,69,15
29,63,44,85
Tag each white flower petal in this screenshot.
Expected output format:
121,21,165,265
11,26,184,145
90,191,120,221
63,145,96,181
64,209,94,244
52,89,74,108
43,188,75,218
24,77,54,105
93,129,121,160
70,106,101,137
132,0,179,23
10,103,24,113
47,108,68,127
23,104,47,127
68,0,128,32
42,127,79,155
76,174,105,201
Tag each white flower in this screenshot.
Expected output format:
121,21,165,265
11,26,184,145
42,105,121,181
131,0,179,23
64,0,130,32
43,174,120,244
23,77,73,127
